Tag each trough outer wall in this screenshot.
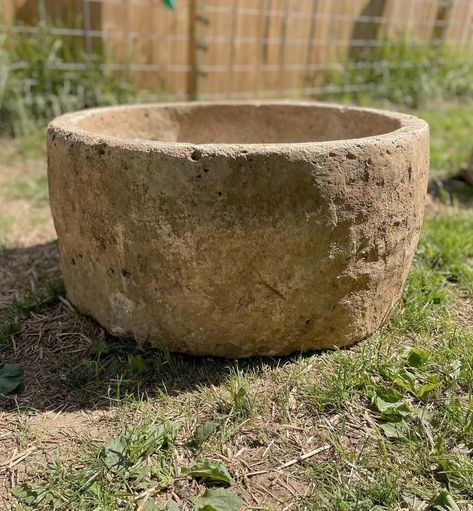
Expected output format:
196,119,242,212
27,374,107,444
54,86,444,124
47,105,429,357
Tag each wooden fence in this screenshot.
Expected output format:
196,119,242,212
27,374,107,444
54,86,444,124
2,0,473,100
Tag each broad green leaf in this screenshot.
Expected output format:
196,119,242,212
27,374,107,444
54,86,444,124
0,363,24,394
12,483,47,505
380,420,409,440
152,421,182,448
418,375,440,399
401,494,425,510
133,464,154,488
162,0,176,9
372,388,410,417
183,460,233,486
128,354,149,375
425,490,460,511
392,367,417,393
193,421,218,447
142,500,161,511
143,500,179,511
103,435,128,470
195,488,244,511
105,356,123,373
402,346,431,368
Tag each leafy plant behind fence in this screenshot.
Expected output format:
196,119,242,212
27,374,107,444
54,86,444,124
0,22,135,136
3,22,473,135
326,36,473,108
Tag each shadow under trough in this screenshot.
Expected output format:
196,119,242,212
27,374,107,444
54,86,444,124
0,241,310,413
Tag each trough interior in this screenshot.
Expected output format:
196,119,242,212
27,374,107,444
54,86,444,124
71,104,402,145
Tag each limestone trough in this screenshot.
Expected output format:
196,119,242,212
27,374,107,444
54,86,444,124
48,102,429,357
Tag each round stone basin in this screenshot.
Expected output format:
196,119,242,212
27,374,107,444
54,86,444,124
48,102,429,357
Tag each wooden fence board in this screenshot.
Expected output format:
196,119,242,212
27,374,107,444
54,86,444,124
3,0,473,99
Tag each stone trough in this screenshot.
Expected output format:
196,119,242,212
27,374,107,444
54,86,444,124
48,102,429,357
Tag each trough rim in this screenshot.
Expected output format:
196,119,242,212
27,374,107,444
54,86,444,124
48,100,428,156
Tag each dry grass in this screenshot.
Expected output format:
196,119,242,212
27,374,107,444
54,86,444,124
0,243,59,308
0,290,337,508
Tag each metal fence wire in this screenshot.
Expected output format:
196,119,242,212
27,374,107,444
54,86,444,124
1,0,473,101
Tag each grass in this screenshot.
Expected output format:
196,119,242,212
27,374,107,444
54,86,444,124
5,173,49,205
0,275,64,350
417,104,473,175
11,422,181,509
2,128,47,162
1,205,472,510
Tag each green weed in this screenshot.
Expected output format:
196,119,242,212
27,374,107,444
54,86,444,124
11,419,245,510
12,422,181,509
0,26,135,136
328,37,473,108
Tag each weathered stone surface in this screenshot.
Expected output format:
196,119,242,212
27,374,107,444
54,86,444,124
47,102,429,357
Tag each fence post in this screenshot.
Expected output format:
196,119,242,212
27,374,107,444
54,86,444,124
187,0,207,100
432,0,453,45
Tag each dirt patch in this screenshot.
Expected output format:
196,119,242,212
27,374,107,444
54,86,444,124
0,408,117,506
0,242,59,309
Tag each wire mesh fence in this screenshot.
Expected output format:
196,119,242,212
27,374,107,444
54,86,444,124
1,0,473,107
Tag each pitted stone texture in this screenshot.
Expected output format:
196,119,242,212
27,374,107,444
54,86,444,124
48,102,429,357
